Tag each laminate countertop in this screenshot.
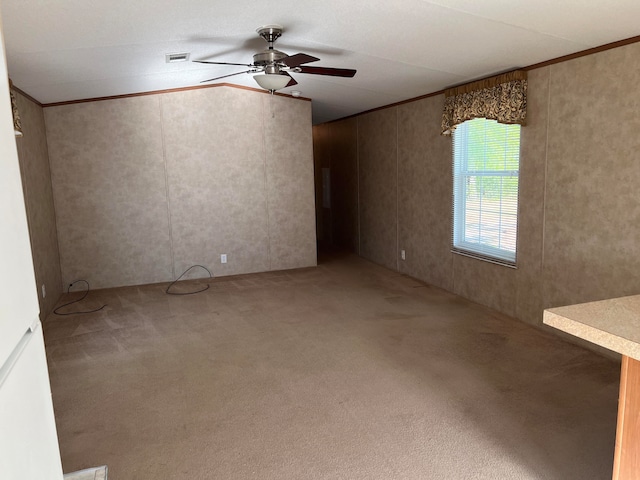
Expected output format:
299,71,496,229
544,294,640,361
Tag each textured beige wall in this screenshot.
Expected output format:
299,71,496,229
13,91,62,319
357,109,398,270
161,88,269,278
397,95,453,292
45,87,316,289
543,43,640,309
262,95,317,270
45,96,173,289
514,67,548,324
315,40,640,334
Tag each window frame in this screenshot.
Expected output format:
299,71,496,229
451,118,521,267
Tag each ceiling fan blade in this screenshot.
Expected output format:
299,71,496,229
297,66,357,78
283,72,298,87
200,70,253,83
281,53,320,67
194,60,255,67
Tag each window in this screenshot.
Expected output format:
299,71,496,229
452,118,521,265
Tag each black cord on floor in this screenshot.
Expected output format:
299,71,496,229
54,280,107,315
165,265,213,296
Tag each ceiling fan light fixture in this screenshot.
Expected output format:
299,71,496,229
254,73,290,91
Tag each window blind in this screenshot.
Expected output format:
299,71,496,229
452,118,521,265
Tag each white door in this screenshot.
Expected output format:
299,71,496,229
0,322,64,479
0,5,64,480
0,6,40,368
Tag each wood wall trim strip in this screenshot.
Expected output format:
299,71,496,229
330,90,445,124
10,85,43,107
524,34,640,71
324,34,640,125
13,33,640,116
41,83,311,108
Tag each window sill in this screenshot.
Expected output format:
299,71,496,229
451,249,517,269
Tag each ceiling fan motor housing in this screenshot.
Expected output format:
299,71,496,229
253,49,288,70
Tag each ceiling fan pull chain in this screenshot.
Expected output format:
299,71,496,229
270,91,275,118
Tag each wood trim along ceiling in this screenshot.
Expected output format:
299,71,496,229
10,84,43,107
328,33,640,124
12,33,640,113
41,83,310,108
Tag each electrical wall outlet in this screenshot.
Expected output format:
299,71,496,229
401,250,406,260
41,284,46,298
220,254,227,264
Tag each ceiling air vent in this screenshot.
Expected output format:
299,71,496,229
166,53,190,63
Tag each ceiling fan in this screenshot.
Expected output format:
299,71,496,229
194,25,356,92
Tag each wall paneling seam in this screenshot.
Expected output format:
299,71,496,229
158,96,176,280
42,107,67,293
260,96,272,270
540,67,552,306
450,133,456,294
395,107,399,272
356,118,361,255
41,111,64,298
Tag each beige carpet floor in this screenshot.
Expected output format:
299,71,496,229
44,253,620,479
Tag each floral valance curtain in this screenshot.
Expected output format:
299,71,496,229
441,70,527,135
9,78,23,137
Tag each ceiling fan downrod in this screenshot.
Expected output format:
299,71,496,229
256,24,283,48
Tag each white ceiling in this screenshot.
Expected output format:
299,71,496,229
2,0,639,124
